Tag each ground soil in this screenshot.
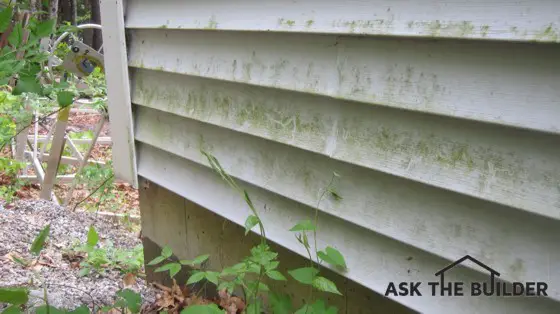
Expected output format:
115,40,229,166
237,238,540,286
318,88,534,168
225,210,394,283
3,110,139,217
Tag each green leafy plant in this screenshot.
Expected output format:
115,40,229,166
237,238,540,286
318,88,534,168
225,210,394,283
68,130,94,151
147,246,210,281
74,225,144,277
143,149,348,313
80,67,106,99
73,163,116,211
101,289,142,314
0,6,75,106
53,41,70,60
0,4,81,204
181,304,223,314
30,224,51,255
203,150,346,312
76,163,114,190
0,157,25,202
288,171,346,311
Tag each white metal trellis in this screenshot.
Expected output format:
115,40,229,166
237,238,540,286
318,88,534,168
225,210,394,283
13,23,111,205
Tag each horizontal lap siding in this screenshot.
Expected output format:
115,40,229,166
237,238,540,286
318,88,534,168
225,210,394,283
136,142,559,314
134,104,560,289
125,0,560,43
125,0,560,312
130,66,560,221
127,30,560,134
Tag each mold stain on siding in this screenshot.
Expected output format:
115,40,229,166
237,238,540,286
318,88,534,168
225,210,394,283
134,72,560,212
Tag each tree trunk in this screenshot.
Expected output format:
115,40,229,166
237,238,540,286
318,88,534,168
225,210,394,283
48,0,59,21
83,28,93,47
90,0,102,50
60,0,72,24
29,0,37,13
71,0,77,25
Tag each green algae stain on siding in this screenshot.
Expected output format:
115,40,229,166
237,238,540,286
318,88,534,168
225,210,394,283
278,18,296,28
134,76,329,152
205,16,218,30
480,25,490,37
405,20,479,38
534,24,559,42
133,71,560,210
338,120,528,189
329,19,483,37
331,19,395,34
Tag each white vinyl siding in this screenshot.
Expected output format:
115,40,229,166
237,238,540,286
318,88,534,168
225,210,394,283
123,1,560,312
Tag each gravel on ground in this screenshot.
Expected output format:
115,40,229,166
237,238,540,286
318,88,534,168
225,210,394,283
0,199,155,311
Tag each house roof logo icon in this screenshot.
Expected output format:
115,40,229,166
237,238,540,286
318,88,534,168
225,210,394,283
435,255,500,277
384,254,549,297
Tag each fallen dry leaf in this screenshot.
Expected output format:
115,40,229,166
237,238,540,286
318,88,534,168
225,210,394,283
42,254,55,264
62,251,86,264
186,295,211,306
152,282,172,292
99,308,121,314
172,280,183,299
123,273,136,287
218,290,245,313
156,291,175,310
154,280,189,311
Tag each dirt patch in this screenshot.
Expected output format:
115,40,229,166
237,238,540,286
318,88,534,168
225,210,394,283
67,112,111,137
2,108,139,217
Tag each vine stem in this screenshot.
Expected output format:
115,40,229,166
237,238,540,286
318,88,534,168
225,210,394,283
306,173,337,314
252,266,265,314
71,174,114,211
313,174,336,264
201,149,271,312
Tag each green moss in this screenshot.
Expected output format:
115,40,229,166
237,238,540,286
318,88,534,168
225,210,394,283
277,18,295,27
205,15,218,29
427,20,442,36
436,145,475,169
136,77,326,150
306,20,314,27
534,24,559,41
480,25,490,37
340,120,525,181
135,75,560,198
458,21,475,36
340,19,392,34
345,21,357,32
423,20,476,37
